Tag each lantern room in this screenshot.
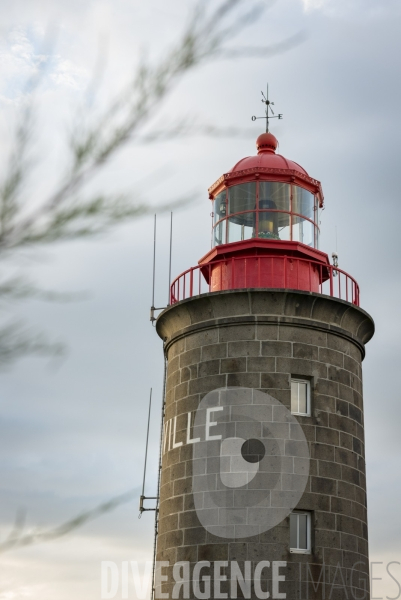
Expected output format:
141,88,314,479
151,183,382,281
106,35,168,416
196,131,330,295
170,130,360,306
211,133,322,249
213,181,318,248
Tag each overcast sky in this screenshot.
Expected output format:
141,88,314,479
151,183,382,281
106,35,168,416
0,0,400,598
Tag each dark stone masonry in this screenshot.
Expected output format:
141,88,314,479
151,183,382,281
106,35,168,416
155,289,374,600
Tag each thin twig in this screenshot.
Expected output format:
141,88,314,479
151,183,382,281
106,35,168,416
0,491,136,553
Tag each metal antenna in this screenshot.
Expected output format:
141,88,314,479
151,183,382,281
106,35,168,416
141,388,152,499
168,212,173,306
150,215,157,322
252,83,283,133
150,214,167,323
139,388,158,517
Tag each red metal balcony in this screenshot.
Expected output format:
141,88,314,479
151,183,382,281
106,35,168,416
170,254,360,306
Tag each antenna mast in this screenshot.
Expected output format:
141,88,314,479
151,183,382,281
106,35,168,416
168,212,173,306
150,214,167,323
150,215,157,323
138,389,158,517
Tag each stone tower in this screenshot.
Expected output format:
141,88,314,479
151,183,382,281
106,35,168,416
154,130,374,600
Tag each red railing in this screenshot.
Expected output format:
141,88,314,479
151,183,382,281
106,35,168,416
170,255,360,306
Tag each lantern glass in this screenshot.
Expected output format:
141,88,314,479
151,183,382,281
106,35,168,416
292,187,315,220
228,183,257,217
227,211,254,243
258,204,278,238
258,210,290,241
212,182,319,248
292,216,314,246
214,219,225,245
259,182,290,211
214,191,227,225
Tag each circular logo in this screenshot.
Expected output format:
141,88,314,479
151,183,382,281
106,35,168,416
192,387,310,539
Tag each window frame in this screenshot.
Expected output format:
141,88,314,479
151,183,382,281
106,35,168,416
290,511,312,554
290,378,311,417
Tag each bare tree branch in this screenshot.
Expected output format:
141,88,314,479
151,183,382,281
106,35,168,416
0,321,65,366
0,0,306,362
0,490,136,553
0,1,309,571
0,276,88,304
215,31,308,58
0,0,304,251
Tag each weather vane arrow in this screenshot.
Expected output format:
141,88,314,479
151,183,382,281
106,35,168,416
251,84,283,133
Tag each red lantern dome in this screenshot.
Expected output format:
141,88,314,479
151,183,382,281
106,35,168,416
208,134,324,206
229,132,308,178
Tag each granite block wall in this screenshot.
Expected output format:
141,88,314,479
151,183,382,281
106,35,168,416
155,290,374,599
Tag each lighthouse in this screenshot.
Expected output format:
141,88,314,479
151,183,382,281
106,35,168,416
154,97,374,599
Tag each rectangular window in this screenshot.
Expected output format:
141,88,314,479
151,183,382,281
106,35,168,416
290,512,311,553
291,378,310,416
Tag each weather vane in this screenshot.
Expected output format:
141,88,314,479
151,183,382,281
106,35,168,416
251,84,283,133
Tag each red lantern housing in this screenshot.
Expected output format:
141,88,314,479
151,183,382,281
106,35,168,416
171,133,359,305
